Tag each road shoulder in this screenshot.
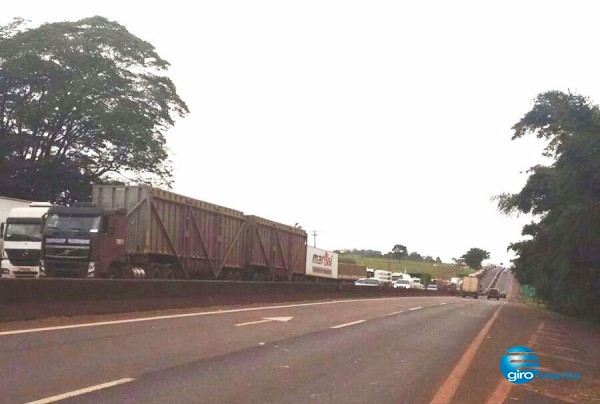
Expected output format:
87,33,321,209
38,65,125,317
451,300,600,403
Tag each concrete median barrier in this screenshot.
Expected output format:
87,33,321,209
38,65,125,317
0,279,451,322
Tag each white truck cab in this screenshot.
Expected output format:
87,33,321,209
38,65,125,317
1,202,52,278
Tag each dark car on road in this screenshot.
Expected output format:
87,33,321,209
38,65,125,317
487,288,500,300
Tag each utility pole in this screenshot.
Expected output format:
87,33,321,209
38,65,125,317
310,230,318,247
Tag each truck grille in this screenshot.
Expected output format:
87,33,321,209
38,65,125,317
44,246,89,259
45,261,86,277
13,271,39,278
5,249,40,266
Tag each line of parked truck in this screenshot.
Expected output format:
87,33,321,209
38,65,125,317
2,186,499,293
1,185,369,283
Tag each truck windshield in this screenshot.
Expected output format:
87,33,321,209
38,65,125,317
45,214,101,233
4,223,42,242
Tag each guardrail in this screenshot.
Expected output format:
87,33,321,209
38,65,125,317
0,279,452,322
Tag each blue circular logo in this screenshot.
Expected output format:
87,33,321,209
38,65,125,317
500,346,540,384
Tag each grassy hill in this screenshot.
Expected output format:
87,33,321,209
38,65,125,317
340,254,473,280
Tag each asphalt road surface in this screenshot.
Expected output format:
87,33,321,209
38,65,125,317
1,295,503,404
5,272,597,404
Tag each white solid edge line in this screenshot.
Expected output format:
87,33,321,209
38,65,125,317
408,306,423,311
331,320,366,329
0,296,420,336
25,378,135,404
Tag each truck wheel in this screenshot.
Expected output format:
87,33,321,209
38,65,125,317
148,265,162,279
161,265,175,279
108,266,121,279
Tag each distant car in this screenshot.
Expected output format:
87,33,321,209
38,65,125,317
426,284,438,291
412,282,424,289
488,288,500,300
393,279,411,289
499,291,507,298
354,278,381,287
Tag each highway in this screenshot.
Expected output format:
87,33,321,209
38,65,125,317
0,295,507,404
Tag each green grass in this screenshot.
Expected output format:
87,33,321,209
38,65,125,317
520,296,548,310
341,255,470,279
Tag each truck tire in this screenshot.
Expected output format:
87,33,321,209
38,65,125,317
108,265,121,279
148,265,162,279
161,265,175,279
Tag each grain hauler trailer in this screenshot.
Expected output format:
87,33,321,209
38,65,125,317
244,215,307,281
41,185,307,280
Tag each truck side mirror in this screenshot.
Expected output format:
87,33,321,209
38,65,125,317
0,222,4,239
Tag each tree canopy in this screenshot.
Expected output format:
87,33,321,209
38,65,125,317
392,244,407,261
461,248,490,270
496,90,600,321
0,16,189,203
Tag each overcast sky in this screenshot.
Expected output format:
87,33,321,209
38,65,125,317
4,1,599,265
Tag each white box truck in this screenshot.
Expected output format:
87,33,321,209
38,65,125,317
1,201,52,278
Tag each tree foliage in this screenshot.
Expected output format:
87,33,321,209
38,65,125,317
392,244,407,261
461,248,490,270
498,91,600,321
0,16,188,203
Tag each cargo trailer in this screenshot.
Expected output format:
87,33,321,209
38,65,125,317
42,185,250,279
460,276,480,299
296,246,339,281
244,215,307,281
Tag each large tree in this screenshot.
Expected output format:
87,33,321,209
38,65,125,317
461,248,490,270
0,16,188,203
391,244,407,261
496,91,600,321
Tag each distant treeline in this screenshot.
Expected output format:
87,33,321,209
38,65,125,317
337,249,442,265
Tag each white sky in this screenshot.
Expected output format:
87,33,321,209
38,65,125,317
4,1,600,265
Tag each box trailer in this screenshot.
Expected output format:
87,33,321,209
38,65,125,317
302,246,339,280
461,276,480,299
244,215,307,281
